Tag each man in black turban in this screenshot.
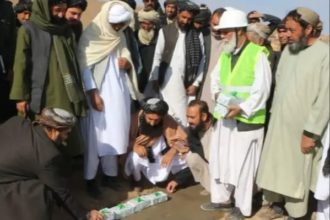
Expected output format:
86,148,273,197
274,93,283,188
65,0,88,41
125,98,194,193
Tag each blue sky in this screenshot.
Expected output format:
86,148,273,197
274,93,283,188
152,0,330,34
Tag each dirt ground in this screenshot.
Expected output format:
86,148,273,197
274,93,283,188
52,157,315,220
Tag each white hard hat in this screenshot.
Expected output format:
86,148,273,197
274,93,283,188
214,9,248,30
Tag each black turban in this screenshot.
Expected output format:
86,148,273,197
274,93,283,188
142,98,169,116
177,0,199,15
164,0,177,7
67,0,88,11
194,4,211,26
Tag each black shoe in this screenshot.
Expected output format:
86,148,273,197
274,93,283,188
225,207,245,220
200,202,233,211
86,179,102,199
101,175,122,190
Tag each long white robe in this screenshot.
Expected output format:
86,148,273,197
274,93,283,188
208,51,272,216
315,123,330,220
81,50,131,178
257,40,329,218
200,36,224,112
125,136,187,184
149,28,205,126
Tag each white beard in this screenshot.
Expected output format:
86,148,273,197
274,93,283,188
222,34,237,53
138,29,155,45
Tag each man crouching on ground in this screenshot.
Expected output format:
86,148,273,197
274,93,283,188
125,98,194,193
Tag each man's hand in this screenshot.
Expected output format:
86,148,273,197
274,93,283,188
88,210,104,220
166,180,178,193
135,135,152,146
118,57,131,71
225,104,241,119
301,134,316,154
16,101,29,117
134,145,147,158
88,89,104,111
161,148,176,167
186,85,198,96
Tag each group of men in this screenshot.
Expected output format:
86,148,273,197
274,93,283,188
0,0,329,220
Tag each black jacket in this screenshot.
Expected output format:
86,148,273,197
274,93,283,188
0,117,87,220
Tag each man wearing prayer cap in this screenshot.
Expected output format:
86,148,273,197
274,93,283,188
163,0,177,24
78,0,141,199
65,0,88,41
136,9,160,93
257,7,329,219
0,108,103,220
125,98,194,193
148,0,205,127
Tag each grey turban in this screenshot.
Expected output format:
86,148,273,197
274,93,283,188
34,107,77,129
142,98,169,116
247,22,271,39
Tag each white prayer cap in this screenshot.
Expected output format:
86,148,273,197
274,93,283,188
108,3,131,24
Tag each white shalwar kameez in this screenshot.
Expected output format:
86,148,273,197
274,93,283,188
81,51,131,180
149,28,205,126
125,136,187,184
315,123,330,220
208,51,271,216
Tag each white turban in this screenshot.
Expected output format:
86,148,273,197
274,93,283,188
108,3,131,24
247,23,271,39
138,9,160,23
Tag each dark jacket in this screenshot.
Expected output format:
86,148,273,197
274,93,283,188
0,0,17,122
137,30,159,93
0,117,87,220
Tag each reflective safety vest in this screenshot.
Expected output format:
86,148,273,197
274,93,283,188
214,42,269,124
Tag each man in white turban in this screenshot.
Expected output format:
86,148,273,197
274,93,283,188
136,9,160,93
78,0,141,199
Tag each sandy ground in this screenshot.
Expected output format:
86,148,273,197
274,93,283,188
7,1,320,219
51,157,316,220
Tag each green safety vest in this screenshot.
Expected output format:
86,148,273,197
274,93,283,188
214,42,269,124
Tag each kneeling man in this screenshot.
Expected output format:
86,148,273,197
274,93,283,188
125,98,193,192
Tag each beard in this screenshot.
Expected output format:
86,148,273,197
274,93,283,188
288,35,307,54
139,114,163,138
138,28,155,45
178,21,189,31
189,122,205,136
52,16,66,25
222,34,237,53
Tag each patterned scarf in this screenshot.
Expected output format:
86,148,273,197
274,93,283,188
184,27,202,88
